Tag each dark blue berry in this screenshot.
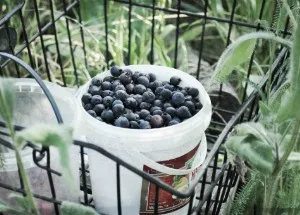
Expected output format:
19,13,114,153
115,90,128,101
102,81,112,90
181,90,188,96
125,112,138,121
170,76,181,86
176,106,192,119
184,87,190,92
134,84,147,95
176,86,183,90
103,76,114,83
185,101,196,114
103,96,114,108
114,116,129,128
82,93,92,104
139,120,151,129
155,86,164,95
93,104,105,115
185,95,192,101
114,84,126,92
112,100,123,106
149,81,161,91
96,117,103,122
84,103,93,111
153,100,163,108
145,115,152,121
133,94,143,105
162,81,169,86
92,77,102,86
123,68,133,76
132,72,141,83
89,86,101,96
150,106,161,114
195,102,203,110
112,80,121,90
153,110,163,116
111,66,123,77
164,84,174,91
126,83,135,94
168,120,179,126
148,73,156,82
91,95,103,106
188,87,199,97
101,110,115,123
142,91,155,103
166,107,176,117
160,89,172,101
172,92,185,106
139,109,150,119
162,113,172,124
163,102,173,109
150,115,164,128
130,121,140,129
137,76,150,87
140,102,152,110
112,104,124,116
102,90,114,97
87,110,97,117
173,117,181,123
119,72,132,85
125,97,137,109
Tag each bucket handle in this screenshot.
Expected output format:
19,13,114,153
125,134,207,176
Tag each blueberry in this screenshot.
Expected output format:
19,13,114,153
168,120,179,126
142,91,155,103
91,77,102,86
162,113,172,124
119,71,132,85
184,87,190,92
104,76,114,83
139,109,150,119
137,76,150,87
112,100,123,106
153,110,163,116
87,110,97,117
103,96,114,108
96,117,103,122
160,89,172,101
153,100,163,108
150,106,161,114
130,121,140,129
140,102,152,110
114,116,129,128
185,101,196,114
89,86,101,96
185,95,192,101
134,84,147,95
155,86,164,95
101,110,115,123
114,84,126,92
181,90,188,96
133,94,143,105
115,90,128,101
125,112,138,121
91,95,103,106
126,83,135,94
93,104,105,115
149,81,161,91
125,97,137,109
102,81,112,90
166,107,176,117
123,68,133,76
82,93,92,104
164,84,174,91
112,80,122,90
150,115,164,128
132,72,141,83
102,90,114,97
176,106,192,119
170,76,181,86
188,87,199,97
84,103,93,111
172,92,185,106
139,120,151,129
148,73,156,82
162,81,169,86
173,117,181,123
112,104,125,116
111,66,123,77
145,115,152,121
163,102,173,109
195,102,203,110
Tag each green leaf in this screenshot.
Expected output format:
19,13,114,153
15,124,75,190
0,199,22,214
259,101,272,118
61,201,99,215
9,194,30,211
269,81,291,112
0,78,15,129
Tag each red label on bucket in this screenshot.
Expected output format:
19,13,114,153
139,145,200,214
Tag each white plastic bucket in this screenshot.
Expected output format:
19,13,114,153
76,65,212,215
0,79,81,212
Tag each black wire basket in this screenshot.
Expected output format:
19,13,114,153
0,0,290,214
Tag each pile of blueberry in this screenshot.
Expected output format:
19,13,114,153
81,66,203,129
